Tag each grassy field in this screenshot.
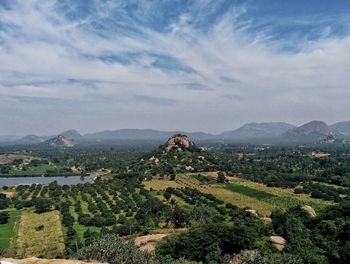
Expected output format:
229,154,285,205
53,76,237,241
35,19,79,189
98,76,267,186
175,173,276,214
10,164,57,176
15,210,65,258
0,210,20,253
145,173,332,215
144,178,181,190
224,183,276,200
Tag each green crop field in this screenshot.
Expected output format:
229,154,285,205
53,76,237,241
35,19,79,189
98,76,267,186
0,210,20,252
224,183,276,200
10,164,57,176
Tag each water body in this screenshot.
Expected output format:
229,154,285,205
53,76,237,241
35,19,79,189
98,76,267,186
0,175,93,188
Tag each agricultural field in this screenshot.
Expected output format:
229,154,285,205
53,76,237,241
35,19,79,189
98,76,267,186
10,164,57,176
143,178,181,190
0,210,20,253
15,210,65,258
145,172,332,215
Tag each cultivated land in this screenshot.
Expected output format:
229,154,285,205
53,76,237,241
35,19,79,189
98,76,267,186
0,209,20,253
15,210,65,258
145,172,331,215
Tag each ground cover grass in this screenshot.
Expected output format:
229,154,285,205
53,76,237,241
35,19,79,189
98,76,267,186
0,209,20,253
175,174,276,214
144,178,181,190
10,164,57,176
15,210,65,258
224,183,276,200
145,173,332,215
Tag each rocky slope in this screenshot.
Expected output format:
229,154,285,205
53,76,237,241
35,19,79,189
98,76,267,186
42,135,75,147
144,134,217,173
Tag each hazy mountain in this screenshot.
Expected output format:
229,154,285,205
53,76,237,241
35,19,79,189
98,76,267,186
42,135,75,147
0,136,21,143
281,121,335,142
331,122,350,136
219,122,295,139
18,135,47,144
84,129,215,141
59,129,83,140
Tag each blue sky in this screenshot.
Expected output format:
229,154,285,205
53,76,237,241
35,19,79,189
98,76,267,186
1,0,350,135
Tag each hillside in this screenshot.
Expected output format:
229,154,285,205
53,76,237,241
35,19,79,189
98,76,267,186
331,121,350,136
220,122,295,140
142,134,218,175
42,135,75,147
281,121,335,142
59,130,83,140
18,135,47,145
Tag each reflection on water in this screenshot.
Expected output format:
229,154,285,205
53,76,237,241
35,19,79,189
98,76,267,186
0,175,93,187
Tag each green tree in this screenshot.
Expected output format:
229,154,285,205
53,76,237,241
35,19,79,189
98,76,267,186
0,211,9,224
217,171,226,183
33,197,52,213
76,234,153,264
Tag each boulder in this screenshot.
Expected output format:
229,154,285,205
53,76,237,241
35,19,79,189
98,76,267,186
301,205,317,218
262,217,272,224
269,236,286,252
245,209,258,217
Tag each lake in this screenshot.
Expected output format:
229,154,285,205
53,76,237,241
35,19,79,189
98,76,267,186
0,175,93,188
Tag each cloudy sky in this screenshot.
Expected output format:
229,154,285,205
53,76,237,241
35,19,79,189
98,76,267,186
1,0,350,136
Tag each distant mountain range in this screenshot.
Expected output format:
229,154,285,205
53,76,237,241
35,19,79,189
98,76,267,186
281,121,336,142
84,129,215,141
330,122,350,136
2,120,350,146
219,122,295,139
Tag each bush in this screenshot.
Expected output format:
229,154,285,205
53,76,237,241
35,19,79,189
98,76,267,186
33,197,52,213
76,234,153,264
0,211,9,224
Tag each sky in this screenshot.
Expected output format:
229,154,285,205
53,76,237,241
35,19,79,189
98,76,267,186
1,0,350,136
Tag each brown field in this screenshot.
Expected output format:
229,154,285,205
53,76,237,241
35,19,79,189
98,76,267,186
144,178,181,190
0,154,38,165
15,210,65,258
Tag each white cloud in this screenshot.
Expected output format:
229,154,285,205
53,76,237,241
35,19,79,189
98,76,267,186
0,0,350,135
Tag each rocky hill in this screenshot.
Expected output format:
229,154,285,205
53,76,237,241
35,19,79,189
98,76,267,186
143,134,218,175
42,135,75,147
59,129,83,140
281,121,335,142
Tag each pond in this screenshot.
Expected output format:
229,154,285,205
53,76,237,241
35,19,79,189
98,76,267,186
0,175,93,188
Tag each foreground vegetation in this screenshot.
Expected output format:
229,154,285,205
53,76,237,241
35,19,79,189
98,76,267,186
1,139,350,263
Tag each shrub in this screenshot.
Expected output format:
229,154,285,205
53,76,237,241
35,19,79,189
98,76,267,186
0,211,9,224
76,233,153,264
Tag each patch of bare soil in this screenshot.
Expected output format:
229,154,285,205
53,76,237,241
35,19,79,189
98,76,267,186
134,234,169,252
0,154,37,165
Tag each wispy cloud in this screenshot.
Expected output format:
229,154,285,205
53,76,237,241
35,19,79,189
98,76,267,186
0,0,350,134
134,95,177,106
